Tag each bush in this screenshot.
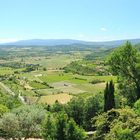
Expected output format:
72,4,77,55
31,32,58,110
93,108,140,140
42,112,87,140
134,99,140,115
0,105,46,139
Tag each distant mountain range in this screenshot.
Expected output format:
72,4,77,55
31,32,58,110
2,38,140,47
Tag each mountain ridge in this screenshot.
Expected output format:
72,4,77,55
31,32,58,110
1,38,140,47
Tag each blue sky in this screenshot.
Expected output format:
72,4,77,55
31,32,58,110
0,0,140,42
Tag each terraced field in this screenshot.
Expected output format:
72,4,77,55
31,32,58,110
0,49,116,104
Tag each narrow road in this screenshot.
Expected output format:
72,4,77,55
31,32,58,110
0,82,26,104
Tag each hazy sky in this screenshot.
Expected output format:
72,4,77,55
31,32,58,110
0,0,140,42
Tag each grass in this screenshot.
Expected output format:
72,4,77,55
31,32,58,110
29,81,49,89
40,74,71,83
74,83,106,94
51,81,85,94
24,54,81,69
91,75,117,82
39,73,87,84
72,75,117,83
39,93,73,104
39,72,115,95
0,67,14,75
76,92,97,98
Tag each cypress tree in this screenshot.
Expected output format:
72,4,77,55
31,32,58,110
108,80,115,110
104,80,115,112
104,82,109,112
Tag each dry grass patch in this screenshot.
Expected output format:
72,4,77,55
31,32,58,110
39,93,73,104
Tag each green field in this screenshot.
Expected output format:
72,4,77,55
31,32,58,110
0,48,117,104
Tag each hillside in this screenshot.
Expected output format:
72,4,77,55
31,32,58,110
2,38,140,47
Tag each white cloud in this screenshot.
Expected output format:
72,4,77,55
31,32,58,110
0,38,18,44
100,27,107,31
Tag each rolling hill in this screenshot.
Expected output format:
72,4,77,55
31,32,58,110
2,38,140,47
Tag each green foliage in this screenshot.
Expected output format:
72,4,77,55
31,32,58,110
42,112,87,140
90,79,105,84
64,59,109,76
84,94,103,130
0,113,20,139
51,100,65,112
134,99,140,115
55,113,68,140
42,114,56,140
23,65,39,72
93,108,140,140
1,43,140,139
64,61,96,75
106,127,136,140
67,119,87,140
29,80,49,89
0,104,9,117
108,41,137,76
0,92,22,110
108,41,140,102
104,80,115,112
66,97,85,126
117,77,137,106
0,105,46,139
85,48,113,60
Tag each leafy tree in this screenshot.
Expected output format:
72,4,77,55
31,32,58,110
108,41,140,101
64,61,96,75
84,94,103,130
106,127,136,140
0,105,46,139
66,119,87,140
42,114,56,140
66,97,85,126
55,112,67,140
0,113,20,139
14,105,46,139
117,77,137,105
104,80,115,112
51,100,64,113
42,112,87,140
93,108,140,140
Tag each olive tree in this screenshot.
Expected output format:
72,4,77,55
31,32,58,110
0,105,46,139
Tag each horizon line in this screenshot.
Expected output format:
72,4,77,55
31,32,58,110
0,37,140,44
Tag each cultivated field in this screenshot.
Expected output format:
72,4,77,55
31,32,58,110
0,47,116,104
